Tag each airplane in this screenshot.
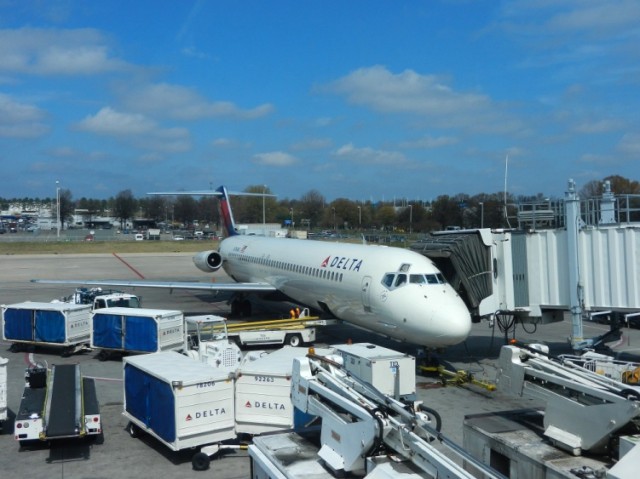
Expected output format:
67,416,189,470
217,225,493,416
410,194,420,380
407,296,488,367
33,186,472,348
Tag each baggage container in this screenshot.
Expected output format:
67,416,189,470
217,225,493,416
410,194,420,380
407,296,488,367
235,346,332,435
2,302,91,355
91,307,183,356
123,352,235,453
333,343,416,399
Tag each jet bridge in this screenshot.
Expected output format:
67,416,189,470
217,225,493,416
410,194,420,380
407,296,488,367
412,179,640,350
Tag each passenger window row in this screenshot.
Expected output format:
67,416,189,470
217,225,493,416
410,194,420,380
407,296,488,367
230,253,344,283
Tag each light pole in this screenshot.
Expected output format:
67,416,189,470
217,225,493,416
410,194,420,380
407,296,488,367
56,180,61,238
409,204,413,235
357,205,361,229
332,207,336,232
262,185,266,230
479,202,484,228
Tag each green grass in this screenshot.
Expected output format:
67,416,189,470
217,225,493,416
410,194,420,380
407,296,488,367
0,240,220,255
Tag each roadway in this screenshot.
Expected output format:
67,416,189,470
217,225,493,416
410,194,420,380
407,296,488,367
1,253,640,478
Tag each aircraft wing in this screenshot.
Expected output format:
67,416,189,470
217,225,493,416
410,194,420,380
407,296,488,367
30,279,277,293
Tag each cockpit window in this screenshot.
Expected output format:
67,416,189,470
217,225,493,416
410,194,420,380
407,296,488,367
382,271,446,289
426,274,438,284
394,274,407,287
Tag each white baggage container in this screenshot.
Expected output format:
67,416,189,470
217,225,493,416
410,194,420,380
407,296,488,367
333,343,416,398
235,346,332,435
91,307,183,355
0,357,7,425
2,302,91,355
123,352,235,452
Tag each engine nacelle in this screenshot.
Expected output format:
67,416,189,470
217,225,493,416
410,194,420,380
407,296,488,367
193,250,223,272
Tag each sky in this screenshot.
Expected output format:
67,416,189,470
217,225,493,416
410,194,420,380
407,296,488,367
1,0,639,202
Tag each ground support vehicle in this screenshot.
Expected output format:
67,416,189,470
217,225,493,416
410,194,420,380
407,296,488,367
189,309,334,348
14,364,102,446
462,344,640,478
57,287,141,310
123,351,237,471
0,356,7,430
2,302,92,356
91,307,184,360
249,350,502,479
183,315,244,371
333,342,416,400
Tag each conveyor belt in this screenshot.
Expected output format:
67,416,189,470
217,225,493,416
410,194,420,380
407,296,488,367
82,377,99,416
45,364,81,438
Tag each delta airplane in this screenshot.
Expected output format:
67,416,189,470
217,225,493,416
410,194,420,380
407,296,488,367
34,186,471,348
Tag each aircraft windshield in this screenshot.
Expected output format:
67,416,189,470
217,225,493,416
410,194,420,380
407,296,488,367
382,272,445,290
107,297,141,308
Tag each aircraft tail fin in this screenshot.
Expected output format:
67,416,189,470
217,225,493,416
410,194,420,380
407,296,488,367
217,186,238,237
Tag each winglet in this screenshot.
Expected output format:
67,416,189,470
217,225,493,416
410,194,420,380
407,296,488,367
217,186,238,237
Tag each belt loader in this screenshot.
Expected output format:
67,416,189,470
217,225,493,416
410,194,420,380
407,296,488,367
14,364,102,446
249,349,505,479
469,344,640,478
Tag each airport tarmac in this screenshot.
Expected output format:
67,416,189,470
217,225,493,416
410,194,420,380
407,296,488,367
1,253,640,478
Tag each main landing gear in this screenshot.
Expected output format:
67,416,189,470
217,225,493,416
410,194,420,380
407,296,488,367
229,297,252,317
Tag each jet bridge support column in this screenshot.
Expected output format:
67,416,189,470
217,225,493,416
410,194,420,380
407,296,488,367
565,179,585,350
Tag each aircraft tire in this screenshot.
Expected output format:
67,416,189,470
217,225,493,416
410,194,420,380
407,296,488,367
241,299,252,317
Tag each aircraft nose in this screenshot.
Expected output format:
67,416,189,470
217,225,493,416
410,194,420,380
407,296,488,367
436,298,472,345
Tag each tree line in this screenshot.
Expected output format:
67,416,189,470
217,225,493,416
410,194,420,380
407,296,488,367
2,175,638,233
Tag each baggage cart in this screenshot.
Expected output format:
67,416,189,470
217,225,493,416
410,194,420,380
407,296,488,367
91,307,183,360
123,351,236,470
2,302,91,356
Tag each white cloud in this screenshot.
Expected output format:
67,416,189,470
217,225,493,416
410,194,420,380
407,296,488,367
76,107,191,153
573,119,623,134
617,132,640,155
334,143,407,165
253,151,298,166
76,107,155,136
0,27,128,75
325,66,518,133
327,66,488,115
120,82,274,120
0,93,49,138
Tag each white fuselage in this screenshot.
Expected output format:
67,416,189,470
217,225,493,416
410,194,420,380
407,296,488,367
219,236,471,348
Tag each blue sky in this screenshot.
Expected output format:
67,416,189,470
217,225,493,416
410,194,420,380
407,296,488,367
1,1,639,202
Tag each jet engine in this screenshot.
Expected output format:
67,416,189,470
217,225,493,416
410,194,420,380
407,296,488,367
193,250,223,272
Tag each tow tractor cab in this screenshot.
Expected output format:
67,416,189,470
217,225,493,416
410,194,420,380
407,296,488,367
183,315,243,371
65,287,141,310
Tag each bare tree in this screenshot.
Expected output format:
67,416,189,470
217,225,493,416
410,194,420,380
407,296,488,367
113,190,137,230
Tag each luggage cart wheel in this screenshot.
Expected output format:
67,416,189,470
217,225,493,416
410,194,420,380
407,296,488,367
127,421,140,438
192,452,211,471
285,333,302,347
